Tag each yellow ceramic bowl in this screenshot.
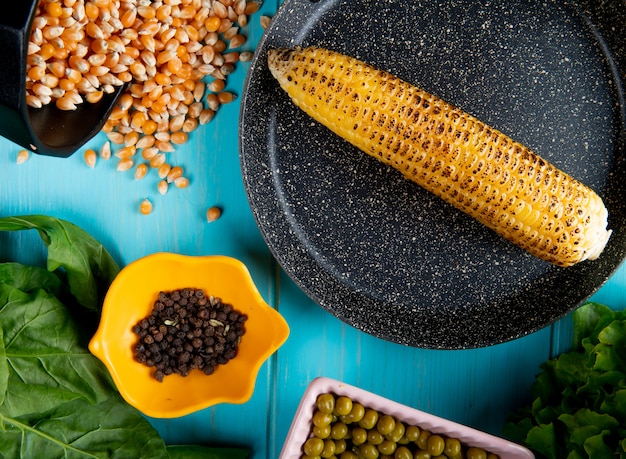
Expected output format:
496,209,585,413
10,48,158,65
88,253,290,418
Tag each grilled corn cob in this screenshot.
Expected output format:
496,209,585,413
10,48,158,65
267,46,611,267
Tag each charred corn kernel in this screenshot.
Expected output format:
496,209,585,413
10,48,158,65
139,198,153,215
268,46,612,267
16,149,30,164
206,206,222,222
84,149,97,168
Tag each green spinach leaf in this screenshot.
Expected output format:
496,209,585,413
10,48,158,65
0,215,120,311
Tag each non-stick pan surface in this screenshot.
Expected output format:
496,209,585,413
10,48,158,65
239,0,626,349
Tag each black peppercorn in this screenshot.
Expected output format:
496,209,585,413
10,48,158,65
132,288,247,382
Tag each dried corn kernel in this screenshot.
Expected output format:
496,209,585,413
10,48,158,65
268,46,612,267
158,180,169,195
134,163,148,180
174,176,190,189
99,141,111,159
166,165,183,183
84,149,97,168
139,198,153,215
116,158,134,172
16,149,30,164
206,206,222,222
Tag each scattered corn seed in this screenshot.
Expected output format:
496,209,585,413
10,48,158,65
141,147,159,160
150,153,166,168
16,149,30,165
139,198,153,215
116,158,134,171
107,131,125,144
174,176,190,189
166,165,184,183
115,145,137,159
84,149,97,168
158,163,171,179
260,15,272,29
218,91,237,104
170,131,188,145
135,163,149,180
99,141,112,159
206,206,222,222
158,180,169,195
199,109,215,125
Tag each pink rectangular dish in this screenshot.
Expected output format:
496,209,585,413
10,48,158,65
279,377,534,458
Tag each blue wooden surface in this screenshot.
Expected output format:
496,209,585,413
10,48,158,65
1,1,625,458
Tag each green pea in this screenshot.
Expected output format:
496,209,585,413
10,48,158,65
376,414,396,436
426,435,445,456
466,447,487,459
320,439,336,458
303,437,325,456
413,450,431,459
330,422,348,440
351,426,368,445
359,443,380,459
385,421,405,442
334,396,353,416
341,402,365,423
359,409,379,429
444,438,461,457
316,393,336,414
339,451,358,459
313,410,334,427
367,429,384,445
377,440,396,456
403,425,420,443
313,424,331,439
416,429,431,450
334,439,347,454
393,446,412,459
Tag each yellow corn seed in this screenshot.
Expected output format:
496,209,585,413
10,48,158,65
135,162,149,180
158,163,171,179
139,198,153,215
16,149,30,165
84,149,97,168
150,152,166,168
158,179,169,195
166,165,183,183
174,176,189,189
267,46,612,267
170,131,188,145
99,141,112,159
116,157,134,172
206,206,222,222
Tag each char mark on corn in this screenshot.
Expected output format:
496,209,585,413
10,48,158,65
267,46,611,267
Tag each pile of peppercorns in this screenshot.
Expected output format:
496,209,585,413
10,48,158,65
132,287,247,382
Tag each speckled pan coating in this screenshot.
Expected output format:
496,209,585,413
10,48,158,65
239,0,626,349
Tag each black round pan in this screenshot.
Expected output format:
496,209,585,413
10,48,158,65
239,0,626,349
